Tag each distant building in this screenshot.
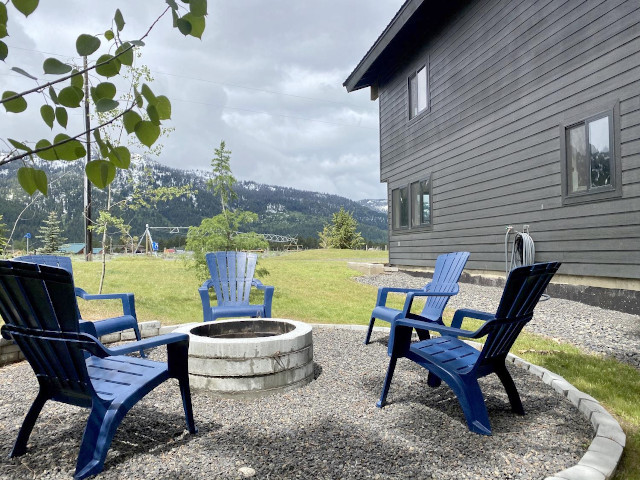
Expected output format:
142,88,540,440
344,0,640,307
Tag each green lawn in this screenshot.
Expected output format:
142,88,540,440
14,250,640,478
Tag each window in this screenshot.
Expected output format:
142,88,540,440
411,178,431,227
392,186,409,229
392,175,432,231
409,60,429,120
560,103,621,204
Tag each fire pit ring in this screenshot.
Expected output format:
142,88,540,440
174,319,314,398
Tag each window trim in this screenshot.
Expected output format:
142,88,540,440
391,174,433,233
559,101,622,205
407,56,430,122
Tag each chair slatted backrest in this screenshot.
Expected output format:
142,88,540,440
0,260,95,402
420,251,470,320
476,262,560,366
205,252,258,305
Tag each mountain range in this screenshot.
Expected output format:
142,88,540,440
0,156,388,250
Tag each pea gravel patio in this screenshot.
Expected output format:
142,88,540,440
0,325,592,480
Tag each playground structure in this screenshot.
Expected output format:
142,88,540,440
136,225,299,254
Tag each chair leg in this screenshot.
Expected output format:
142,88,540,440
376,354,398,408
364,316,376,345
167,339,198,434
452,377,492,435
178,377,198,434
75,403,125,480
11,390,49,457
495,364,524,415
132,325,146,358
427,371,442,388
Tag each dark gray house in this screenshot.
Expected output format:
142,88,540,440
344,0,640,302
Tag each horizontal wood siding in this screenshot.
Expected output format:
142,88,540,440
379,0,640,279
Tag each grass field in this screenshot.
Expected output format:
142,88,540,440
14,250,640,478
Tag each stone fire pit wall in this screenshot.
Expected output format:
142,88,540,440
174,319,314,398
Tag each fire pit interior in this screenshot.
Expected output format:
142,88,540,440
175,319,314,398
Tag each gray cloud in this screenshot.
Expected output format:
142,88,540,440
0,1,403,200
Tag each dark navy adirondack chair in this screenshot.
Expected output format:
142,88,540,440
377,262,561,435
199,251,274,322
14,255,143,352
365,251,470,345
0,260,197,480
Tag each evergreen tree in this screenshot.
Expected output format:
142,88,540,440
37,211,67,254
0,215,6,256
207,141,237,214
319,207,365,249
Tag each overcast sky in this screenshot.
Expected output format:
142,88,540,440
1,1,404,200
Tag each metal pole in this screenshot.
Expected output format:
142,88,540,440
83,56,93,261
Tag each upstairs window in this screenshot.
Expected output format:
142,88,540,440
409,60,429,120
560,103,621,204
411,178,431,227
392,186,409,229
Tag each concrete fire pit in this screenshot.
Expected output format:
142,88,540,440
174,319,314,398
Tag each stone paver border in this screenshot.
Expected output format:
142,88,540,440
0,321,626,479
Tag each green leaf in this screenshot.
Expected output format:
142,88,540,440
86,160,116,189
43,57,72,75
8,138,29,151
53,133,86,160
11,66,37,80
2,91,27,113
48,86,58,104
176,18,192,36
166,0,179,10
17,167,38,195
40,104,54,128
0,4,7,24
189,0,207,16
95,98,119,112
76,34,101,56
122,110,142,134
33,169,47,195
134,121,160,147
95,54,121,77
0,41,7,61
107,145,131,168
0,23,7,39
57,86,83,108
155,95,171,120
11,0,39,17
93,130,108,156
133,86,143,108
183,13,205,39
91,82,116,103
130,39,145,47
55,106,68,128
140,83,156,104
171,9,179,28
114,9,125,32
104,29,114,41
70,69,83,90
34,139,58,160
115,42,133,66
147,105,160,125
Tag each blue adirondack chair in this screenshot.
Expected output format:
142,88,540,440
199,251,274,322
365,251,470,345
0,260,197,480
14,255,143,353
377,261,561,435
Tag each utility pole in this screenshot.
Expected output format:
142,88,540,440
83,56,92,261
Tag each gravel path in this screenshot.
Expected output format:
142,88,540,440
0,327,591,480
357,272,640,370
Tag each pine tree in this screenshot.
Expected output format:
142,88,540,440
319,207,364,249
37,211,67,254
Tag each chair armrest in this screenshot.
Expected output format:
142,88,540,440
75,287,137,318
450,308,495,329
252,279,274,317
199,279,215,322
106,332,189,356
397,315,483,339
401,287,461,317
376,287,425,308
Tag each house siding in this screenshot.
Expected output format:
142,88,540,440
379,0,640,279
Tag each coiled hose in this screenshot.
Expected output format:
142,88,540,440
505,226,549,300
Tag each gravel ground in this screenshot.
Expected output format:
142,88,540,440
357,272,640,370
0,327,592,480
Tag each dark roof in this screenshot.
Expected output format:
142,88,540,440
343,0,469,92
